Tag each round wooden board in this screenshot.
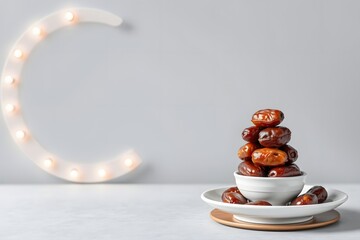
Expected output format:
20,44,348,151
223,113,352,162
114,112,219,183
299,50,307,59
210,209,340,231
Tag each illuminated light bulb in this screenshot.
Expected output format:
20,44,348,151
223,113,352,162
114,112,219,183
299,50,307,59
5,104,15,113
32,26,42,36
70,169,79,178
15,130,26,139
44,158,53,168
14,49,23,59
98,169,106,177
124,158,134,167
4,75,15,85
64,11,75,22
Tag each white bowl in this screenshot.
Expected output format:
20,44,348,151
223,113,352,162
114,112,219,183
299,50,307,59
234,171,306,205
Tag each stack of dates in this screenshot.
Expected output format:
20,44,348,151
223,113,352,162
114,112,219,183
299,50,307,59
221,109,328,206
238,109,300,177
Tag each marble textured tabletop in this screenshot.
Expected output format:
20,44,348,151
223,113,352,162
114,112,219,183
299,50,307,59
0,184,358,240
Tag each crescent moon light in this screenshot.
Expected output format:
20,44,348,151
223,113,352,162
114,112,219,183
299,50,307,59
1,8,142,183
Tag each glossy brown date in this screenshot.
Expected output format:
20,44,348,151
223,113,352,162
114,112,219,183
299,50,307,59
251,109,284,127
307,186,328,203
268,164,301,177
290,193,318,205
258,127,291,148
238,161,266,177
238,143,260,161
221,192,248,204
245,200,272,206
222,186,241,195
280,145,298,163
242,126,262,143
252,148,288,167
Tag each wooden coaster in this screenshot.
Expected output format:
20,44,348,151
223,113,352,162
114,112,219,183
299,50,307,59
210,209,340,231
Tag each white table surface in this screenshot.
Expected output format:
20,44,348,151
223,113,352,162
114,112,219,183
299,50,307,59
0,184,358,240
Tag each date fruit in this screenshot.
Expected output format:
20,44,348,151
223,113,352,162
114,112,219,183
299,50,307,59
290,193,318,205
268,164,301,177
251,109,284,127
307,186,328,203
280,145,298,163
245,200,272,206
242,126,262,143
222,192,248,204
238,143,260,161
222,186,241,195
238,161,266,177
258,127,291,147
252,148,287,167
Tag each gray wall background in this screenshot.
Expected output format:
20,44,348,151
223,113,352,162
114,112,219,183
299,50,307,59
0,0,359,184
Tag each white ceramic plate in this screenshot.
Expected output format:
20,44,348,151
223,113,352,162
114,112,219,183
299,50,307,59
201,185,348,224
